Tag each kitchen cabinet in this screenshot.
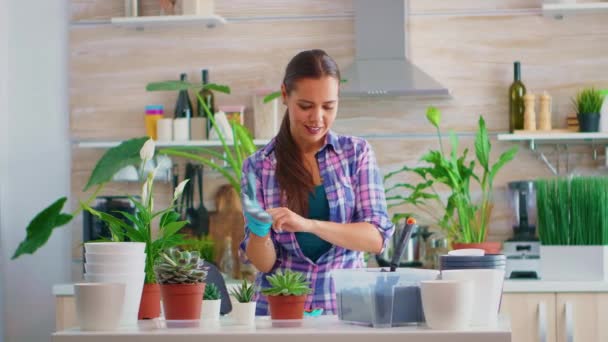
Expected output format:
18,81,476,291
500,292,608,342
501,293,556,342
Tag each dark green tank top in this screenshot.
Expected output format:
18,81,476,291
295,184,332,262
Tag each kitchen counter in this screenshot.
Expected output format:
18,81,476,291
53,279,608,297
52,315,511,342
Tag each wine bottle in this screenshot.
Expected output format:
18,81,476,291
197,69,215,135
174,73,193,119
509,61,527,133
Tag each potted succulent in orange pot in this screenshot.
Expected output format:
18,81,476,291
384,107,518,254
155,248,208,320
261,269,312,320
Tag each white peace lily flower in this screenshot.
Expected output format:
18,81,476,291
173,179,189,201
139,138,156,162
141,182,149,208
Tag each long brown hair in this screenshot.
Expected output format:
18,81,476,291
274,49,341,216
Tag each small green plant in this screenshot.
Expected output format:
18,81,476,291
384,107,518,244
154,248,208,284
536,176,608,245
230,280,255,303
204,283,221,300
573,87,604,115
261,269,312,297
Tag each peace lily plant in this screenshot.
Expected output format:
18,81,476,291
384,107,518,248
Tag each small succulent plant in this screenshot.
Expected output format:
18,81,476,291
261,269,312,297
154,248,208,285
203,283,221,300
229,280,255,303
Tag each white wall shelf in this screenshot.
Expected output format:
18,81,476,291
110,14,226,29
497,132,608,175
75,139,270,149
542,3,608,18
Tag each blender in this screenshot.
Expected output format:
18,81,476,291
502,180,541,279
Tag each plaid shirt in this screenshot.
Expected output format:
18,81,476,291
239,131,394,315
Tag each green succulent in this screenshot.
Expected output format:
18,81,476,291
261,269,312,297
204,283,221,300
229,280,255,303
154,248,208,285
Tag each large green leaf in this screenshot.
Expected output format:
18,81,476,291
474,116,490,172
146,81,230,94
12,198,74,259
490,146,518,179
84,137,148,191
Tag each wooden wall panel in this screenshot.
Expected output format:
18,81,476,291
69,0,608,272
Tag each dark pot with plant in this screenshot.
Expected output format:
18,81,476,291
384,107,518,254
155,248,208,320
573,87,604,132
261,269,312,321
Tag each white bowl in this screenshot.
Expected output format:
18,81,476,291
85,252,146,264
420,280,473,330
84,242,145,254
75,282,125,331
85,262,145,274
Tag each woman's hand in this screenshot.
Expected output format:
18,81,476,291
267,207,314,233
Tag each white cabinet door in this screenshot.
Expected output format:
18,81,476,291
501,293,557,342
556,293,608,342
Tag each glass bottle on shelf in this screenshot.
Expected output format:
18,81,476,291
197,69,215,137
509,61,527,133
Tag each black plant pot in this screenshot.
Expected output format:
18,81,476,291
577,113,600,132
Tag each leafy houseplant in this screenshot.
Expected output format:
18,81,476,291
536,176,608,281
573,87,604,132
261,269,312,320
384,107,518,253
230,280,257,325
201,283,222,321
155,248,208,320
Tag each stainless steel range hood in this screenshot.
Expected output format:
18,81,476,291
341,0,451,97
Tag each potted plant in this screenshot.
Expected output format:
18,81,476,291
573,87,604,132
384,107,518,254
154,248,208,320
261,269,312,320
536,176,608,281
200,283,221,321
229,280,256,325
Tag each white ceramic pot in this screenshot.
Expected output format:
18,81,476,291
84,273,145,327
75,282,125,331
441,269,505,327
84,242,145,254
85,262,145,274
200,299,221,321
231,301,256,325
420,280,473,330
85,252,146,264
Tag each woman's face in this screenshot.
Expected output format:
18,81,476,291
282,76,339,153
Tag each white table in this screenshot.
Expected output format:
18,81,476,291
53,315,511,342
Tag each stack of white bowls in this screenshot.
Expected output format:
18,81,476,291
83,242,146,326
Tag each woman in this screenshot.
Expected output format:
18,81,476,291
240,49,394,315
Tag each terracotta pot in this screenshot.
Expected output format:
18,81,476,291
267,294,307,320
452,242,502,255
138,283,161,320
160,283,205,320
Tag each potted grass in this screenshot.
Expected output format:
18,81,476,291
155,248,208,320
200,283,221,321
261,269,312,321
573,87,604,132
384,107,518,254
536,176,608,281
229,280,256,325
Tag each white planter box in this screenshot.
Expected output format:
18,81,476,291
200,299,221,321
231,302,256,325
540,245,608,281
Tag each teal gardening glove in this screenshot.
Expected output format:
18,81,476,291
243,172,273,237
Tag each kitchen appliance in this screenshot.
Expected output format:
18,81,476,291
502,181,541,279
83,196,137,243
